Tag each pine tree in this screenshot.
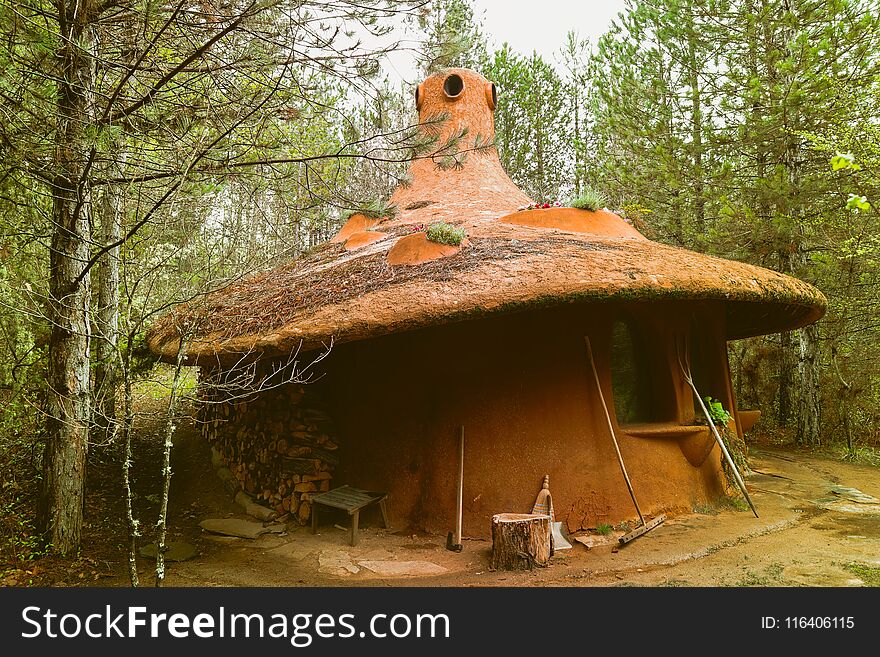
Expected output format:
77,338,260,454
416,0,487,75
590,0,880,444
486,47,571,200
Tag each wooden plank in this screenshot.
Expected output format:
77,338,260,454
317,492,374,508
311,485,386,513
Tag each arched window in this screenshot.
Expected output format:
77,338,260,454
610,319,651,424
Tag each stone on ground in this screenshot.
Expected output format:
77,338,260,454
200,518,273,539
318,550,360,576
573,533,622,549
830,485,880,504
358,560,447,576
268,542,316,562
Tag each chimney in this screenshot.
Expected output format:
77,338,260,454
390,69,531,222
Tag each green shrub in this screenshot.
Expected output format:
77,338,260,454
568,188,606,212
426,222,466,246
596,523,613,536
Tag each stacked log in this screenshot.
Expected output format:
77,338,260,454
196,370,336,524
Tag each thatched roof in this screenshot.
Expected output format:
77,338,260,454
148,69,826,364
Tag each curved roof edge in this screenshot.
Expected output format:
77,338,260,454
148,237,826,365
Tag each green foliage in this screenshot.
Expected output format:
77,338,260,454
593,0,880,446
124,332,160,380
694,495,749,515
844,563,880,586
0,496,46,563
831,153,861,171
0,0,434,556
342,199,398,222
568,189,606,211
846,193,871,212
426,222,466,246
719,496,750,512
416,0,487,75
596,523,613,536
704,397,733,426
485,46,574,200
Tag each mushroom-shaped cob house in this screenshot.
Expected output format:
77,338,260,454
148,69,826,536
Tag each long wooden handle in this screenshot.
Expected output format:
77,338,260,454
584,336,645,527
454,425,464,544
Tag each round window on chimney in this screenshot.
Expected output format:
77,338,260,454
443,73,464,99
486,82,497,110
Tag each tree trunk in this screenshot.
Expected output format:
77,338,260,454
777,330,794,427
687,16,705,239
156,334,190,587
776,252,795,428
93,156,124,446
796,322,821,445
121,344,140,587
490,513,551,570
40,1,97,555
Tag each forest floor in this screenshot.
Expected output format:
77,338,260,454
3,397,880,588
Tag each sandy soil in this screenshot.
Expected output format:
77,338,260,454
115,418,880,588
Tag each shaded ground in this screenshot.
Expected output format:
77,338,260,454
4,408,880,587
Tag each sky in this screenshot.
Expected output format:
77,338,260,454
382,0,629,83
472,0,628,63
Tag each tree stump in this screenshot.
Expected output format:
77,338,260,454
490,513,551,570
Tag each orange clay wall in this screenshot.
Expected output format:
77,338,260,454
320,301,735,537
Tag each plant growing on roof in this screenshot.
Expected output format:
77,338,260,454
426,222,467,246
568,188,606,212
704,396,733,426
341,199,398,222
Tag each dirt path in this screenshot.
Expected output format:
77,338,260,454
111,419,880,588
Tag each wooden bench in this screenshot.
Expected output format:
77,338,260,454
310,485,389,546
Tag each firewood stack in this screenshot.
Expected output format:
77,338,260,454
196,372,337,524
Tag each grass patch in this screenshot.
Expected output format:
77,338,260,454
839,444,880,466
694,495,749,515
568,188,606,212
341,199,397,222
693,504,719,516
845,563,880,586
595,523,613,536
426,222,466,246
719,495,750,512
660,578,692,587
766,562,785,578
736,570,774,586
